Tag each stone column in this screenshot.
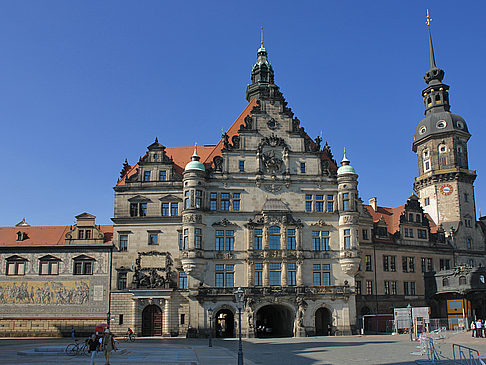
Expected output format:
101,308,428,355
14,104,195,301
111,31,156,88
247,260,254,285
282,225,287,251
296,226,302,250
163,298,170,336
263,226,269,250
281,259,288,286
296,259,304,286
263,260,270,287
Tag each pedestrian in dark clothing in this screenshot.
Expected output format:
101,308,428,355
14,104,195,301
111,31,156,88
87,334,99,365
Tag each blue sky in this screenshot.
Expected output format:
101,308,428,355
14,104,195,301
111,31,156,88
1,1,485,226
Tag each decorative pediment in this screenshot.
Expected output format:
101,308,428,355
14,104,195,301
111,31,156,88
6,255,27,261
128,195,152,203
39,255,61,261
159,194,183,202
257,135,289,152
212,218,237,227
72,254,95,261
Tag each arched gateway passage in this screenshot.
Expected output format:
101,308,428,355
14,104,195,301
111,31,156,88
215,309,234,338
256,305,294,337
315,307,332,335
142,304,163,336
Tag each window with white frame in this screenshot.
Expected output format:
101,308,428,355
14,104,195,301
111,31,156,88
6,256,27,276
269,263,281,286
216,230,234,251
312,231,330,251
254,263,263,286
254,229,262,250
312,264,331,286
39,256,60,275
215,264,234,287
287,263,296,286
287,229,296,250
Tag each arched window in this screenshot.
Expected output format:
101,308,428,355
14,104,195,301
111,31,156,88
269,226,281,249
459,276,467,285
442,278,449,287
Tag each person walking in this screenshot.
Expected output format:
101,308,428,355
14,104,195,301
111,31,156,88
471,320,476,337
101,328,116,365
87,334,99,365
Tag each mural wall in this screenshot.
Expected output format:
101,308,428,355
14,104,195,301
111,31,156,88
0,281,89,305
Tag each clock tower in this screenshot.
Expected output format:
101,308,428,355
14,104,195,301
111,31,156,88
412,12,477,233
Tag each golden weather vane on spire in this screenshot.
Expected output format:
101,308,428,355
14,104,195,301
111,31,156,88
261,26,264,47
426,9,432,27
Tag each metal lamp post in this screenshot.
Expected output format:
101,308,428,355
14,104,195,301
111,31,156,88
234,287,244,365
208,307,213,348
407,304,413,342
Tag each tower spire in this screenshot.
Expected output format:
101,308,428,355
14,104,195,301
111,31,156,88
426,9,436,69
261,26,264,48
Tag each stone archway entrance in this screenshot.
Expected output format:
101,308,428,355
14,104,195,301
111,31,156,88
315,307,332,336
142,304,163,336
256,304,294,337
215,309,234,338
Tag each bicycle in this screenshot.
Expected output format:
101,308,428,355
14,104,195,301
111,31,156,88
121,332,136,342
65,339,89,356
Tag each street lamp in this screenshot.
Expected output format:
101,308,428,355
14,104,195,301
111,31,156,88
208,307,213,348
407,304,413,342
234,287,245,365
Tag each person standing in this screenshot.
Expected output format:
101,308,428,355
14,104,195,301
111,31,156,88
471,320,476,337
87,334,99,365
476,319,482,338
101,328,116,365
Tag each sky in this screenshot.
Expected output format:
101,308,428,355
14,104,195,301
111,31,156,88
1,1,485,226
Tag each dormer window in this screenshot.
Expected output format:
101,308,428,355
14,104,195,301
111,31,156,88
143,171,151,182
159,171,167,181
416,214,421,223
436,120,447,129
153,153,158,160
16,231,25,241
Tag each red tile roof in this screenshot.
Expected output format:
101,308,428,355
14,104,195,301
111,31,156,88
117,98,337,185
364,204,438,235
0,225,113,246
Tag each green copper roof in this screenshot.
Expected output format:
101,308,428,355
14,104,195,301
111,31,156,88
184,145,206,172
337,149,356,176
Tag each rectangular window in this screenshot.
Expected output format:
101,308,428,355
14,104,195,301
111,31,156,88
391,281,398,295
162,203,170,216
343,193,350,211
418,229,427,239
356,280,362,295
409,213,414,222
40,260,59,275
287,229,296,250
312,264,331,286
365,255,373,271
312,231,330,251
233,193,240,211
195,228,202,249
171,203,178,216
179,232,183,250
184,191,190,209
402,256,415,272
239,161,245,172
366,280,373,295
85,230,91,239
195,190,202,208
254,263,263,286
269,263,281,286
268,226,281,250
305,194,312,212
424,197,430,206
180,314,185,325
427,258,433,272
362,229,369,240
409,228,414,238
287,263,296,286
254,229,262,250
148,233,158,245
143,171,151,181
117,272,127,290
383,255,390,272
210,193,217,211
119,314,124,325
78,230,84,239
384,280,390,295
179,272,188,289
159,170,167,181
440,259,450,270
216,230,234,251
416,214,421,223
344,229,351,249
315,195,324,212
215,263,233,288
390,256,396,271
421,257,426,273
220,193,230,211
73,260,93,275
327,195,334,212
140,203,147,216
183,229,188,250
300,162,306,173
119,234,128,252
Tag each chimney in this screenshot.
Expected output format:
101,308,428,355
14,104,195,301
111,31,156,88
369,197,377,211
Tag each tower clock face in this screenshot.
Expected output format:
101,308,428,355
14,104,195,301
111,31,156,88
440,184,453,196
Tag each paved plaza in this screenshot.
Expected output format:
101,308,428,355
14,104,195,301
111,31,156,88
1,332,486,365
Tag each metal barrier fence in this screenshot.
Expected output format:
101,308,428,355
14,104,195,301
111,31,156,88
452,343,485,365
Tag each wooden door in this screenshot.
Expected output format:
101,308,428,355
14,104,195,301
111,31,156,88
142,305,163,336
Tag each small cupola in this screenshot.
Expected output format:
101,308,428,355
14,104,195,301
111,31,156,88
337,148,356,176
184,144,206,172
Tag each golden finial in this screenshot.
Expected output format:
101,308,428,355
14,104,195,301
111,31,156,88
261,26,264,47
426,9,432,27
